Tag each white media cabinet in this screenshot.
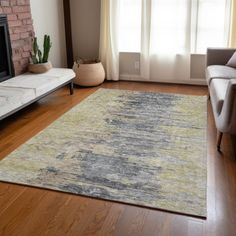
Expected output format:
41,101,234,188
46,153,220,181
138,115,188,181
0,68,75,120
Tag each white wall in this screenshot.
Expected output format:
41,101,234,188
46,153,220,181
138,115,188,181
70,0,101,60
30,0,67,67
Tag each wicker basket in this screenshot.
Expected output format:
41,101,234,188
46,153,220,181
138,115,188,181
73,61,105,87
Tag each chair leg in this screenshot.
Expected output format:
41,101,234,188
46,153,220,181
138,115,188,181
217,131,223,151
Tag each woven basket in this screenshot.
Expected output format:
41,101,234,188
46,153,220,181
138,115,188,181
73,62,105,87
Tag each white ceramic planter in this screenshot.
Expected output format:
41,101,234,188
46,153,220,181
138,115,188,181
73,61,105,87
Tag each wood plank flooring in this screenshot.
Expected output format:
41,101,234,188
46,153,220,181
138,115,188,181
0,81,236,236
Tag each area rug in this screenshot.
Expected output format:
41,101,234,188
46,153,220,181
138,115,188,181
0,88,207,217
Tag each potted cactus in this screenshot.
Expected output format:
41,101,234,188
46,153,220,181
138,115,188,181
28,35,52,73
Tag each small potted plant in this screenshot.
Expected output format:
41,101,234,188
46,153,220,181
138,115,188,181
28,35,52,74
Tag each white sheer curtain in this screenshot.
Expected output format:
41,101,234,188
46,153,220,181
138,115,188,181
118,0,192,82
192,0,231,53
100,0,232,82
99,0,120,81
145,0,191,82
140,0,151,80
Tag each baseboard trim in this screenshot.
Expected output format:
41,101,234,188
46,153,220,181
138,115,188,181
119,75,207,86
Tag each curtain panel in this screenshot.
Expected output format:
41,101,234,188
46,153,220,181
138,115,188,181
100,0,232,82
230,0,236,47
146,0,191,82
99,0,120,81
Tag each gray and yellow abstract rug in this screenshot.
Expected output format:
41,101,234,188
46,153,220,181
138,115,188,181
0,89,207,217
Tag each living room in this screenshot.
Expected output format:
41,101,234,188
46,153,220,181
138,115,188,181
0,0,236,235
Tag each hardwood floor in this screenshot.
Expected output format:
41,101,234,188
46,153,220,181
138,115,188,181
0,81,235,236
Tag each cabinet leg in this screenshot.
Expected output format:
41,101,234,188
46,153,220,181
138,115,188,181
69,82,74,95
208,93,210,100
217,131,223,151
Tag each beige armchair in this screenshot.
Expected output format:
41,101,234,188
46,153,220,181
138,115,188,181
206,48,236,151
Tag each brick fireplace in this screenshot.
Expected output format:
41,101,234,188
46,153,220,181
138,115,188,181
0,0,34,76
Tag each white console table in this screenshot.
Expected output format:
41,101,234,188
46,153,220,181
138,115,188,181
0,68,75,120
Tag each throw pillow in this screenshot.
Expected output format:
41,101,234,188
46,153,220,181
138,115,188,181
226,51,236,68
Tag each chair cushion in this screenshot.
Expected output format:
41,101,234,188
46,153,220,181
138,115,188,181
209,79,229,115
206,65,236,85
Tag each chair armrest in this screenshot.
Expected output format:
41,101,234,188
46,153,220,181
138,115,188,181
206,48,236,67
217,79,236,133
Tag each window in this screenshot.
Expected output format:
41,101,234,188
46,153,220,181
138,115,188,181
150,0,189,54
193,0,231,53
119,0,231,54
119,0,142,52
